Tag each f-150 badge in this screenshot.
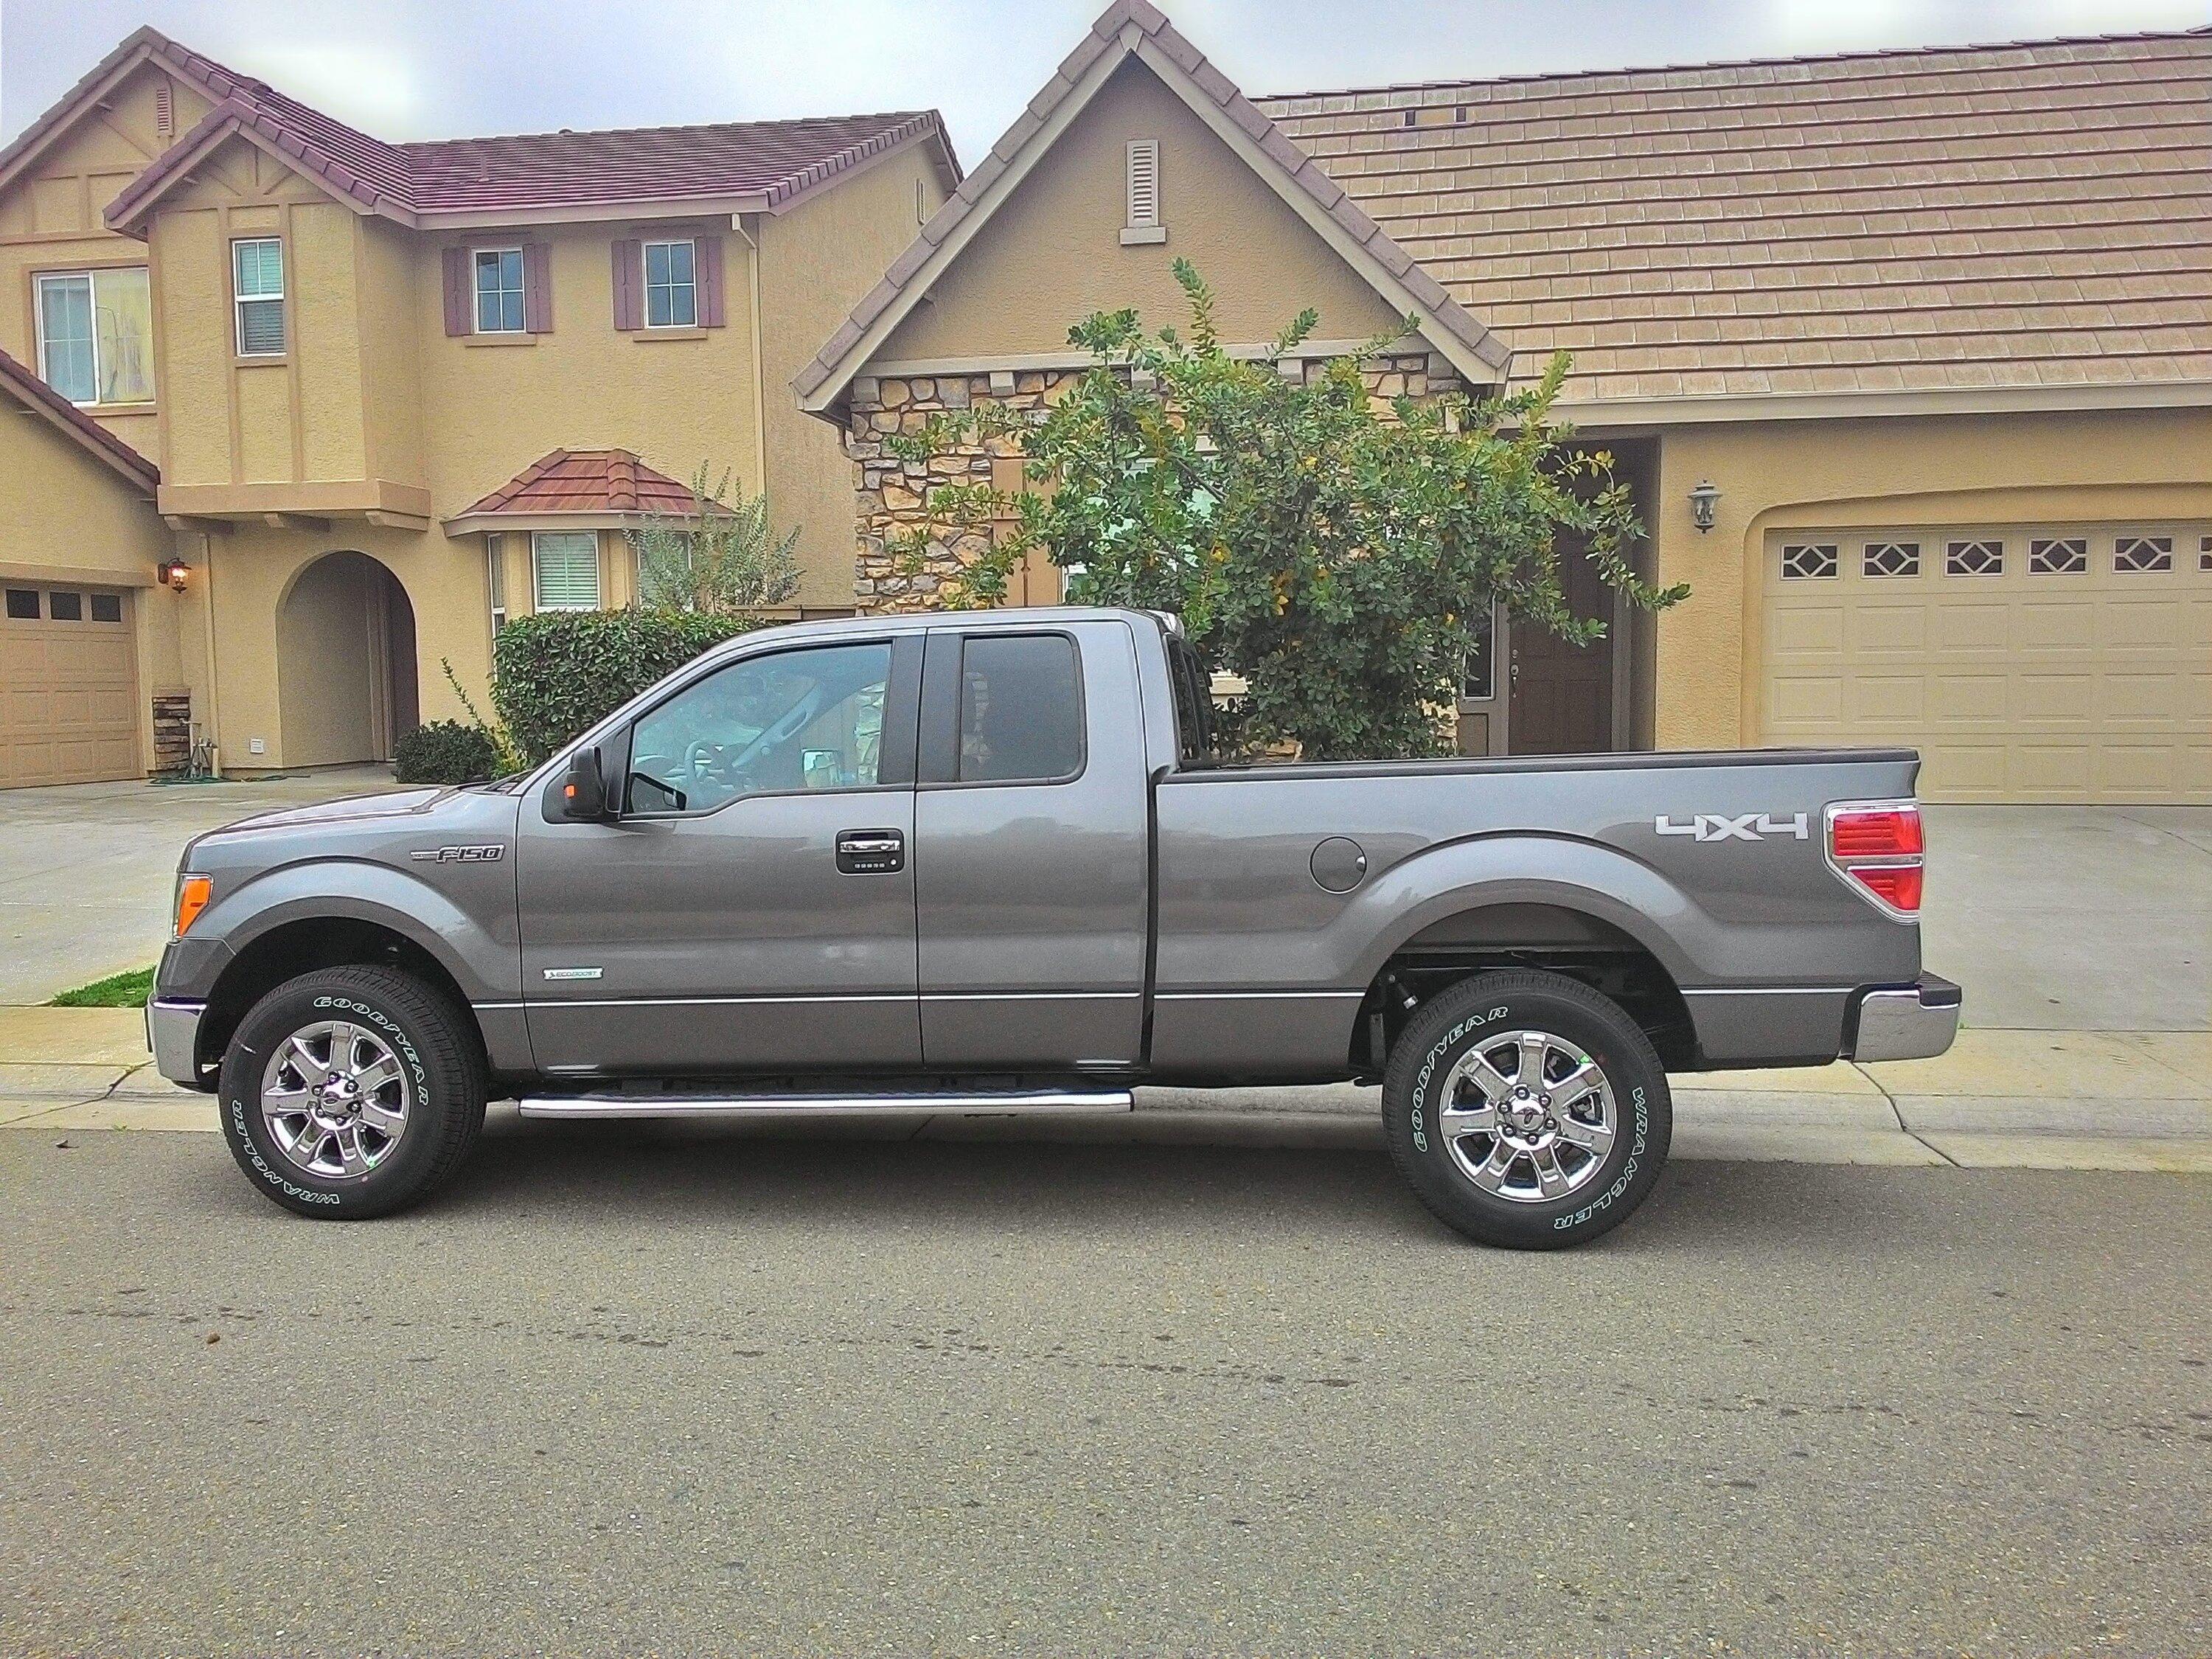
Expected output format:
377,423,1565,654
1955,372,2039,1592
1655,813,1809,842
410,844,506,863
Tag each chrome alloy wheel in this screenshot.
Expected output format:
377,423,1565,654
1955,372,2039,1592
260,1020,411,1179
1433,1029,1617,1203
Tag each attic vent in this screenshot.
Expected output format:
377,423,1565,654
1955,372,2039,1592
155,81,175,142
1121,139,1165,246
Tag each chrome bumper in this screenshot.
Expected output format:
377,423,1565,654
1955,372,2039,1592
146,998,207,1088
1847,975,1961,1063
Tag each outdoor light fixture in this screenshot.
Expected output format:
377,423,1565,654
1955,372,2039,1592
1688,479,1720,532
159,558,190,592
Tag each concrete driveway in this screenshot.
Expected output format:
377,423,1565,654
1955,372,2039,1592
0,767,400,1003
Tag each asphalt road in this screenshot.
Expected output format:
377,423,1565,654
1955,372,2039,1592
1,1127,2207,1658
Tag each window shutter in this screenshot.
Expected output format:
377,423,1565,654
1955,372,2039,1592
441,246,470,336
611,239,641,331
1126,139,1160,227
522,243,553,334
695,234,726,329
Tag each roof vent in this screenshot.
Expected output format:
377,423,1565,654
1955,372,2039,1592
1121,139,1164,246
155,81,175,142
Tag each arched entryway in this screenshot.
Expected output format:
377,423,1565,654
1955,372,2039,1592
276,551,420,766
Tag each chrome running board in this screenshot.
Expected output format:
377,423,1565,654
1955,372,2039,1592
517,1087,1134,1121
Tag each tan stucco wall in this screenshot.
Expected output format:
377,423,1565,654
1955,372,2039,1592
1645,405,2212,748
0,404,187,771
0,62,213,461
759,146,948,608
877,59,1403,366
276,550,379,765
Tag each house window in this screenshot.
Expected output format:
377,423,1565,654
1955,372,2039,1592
2114,535,2172,574
35,268,153,405
2029,538,2087,575
643,240,698,329
1779,543,1838,580
532,531,601,611
487,535,509,634
232,238,285,356
1863,541,1920,578
474,248,526,333
1121,140,1164,245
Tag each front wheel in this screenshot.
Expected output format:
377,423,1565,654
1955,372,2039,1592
218,966,486,1219
1382,970,1672,1248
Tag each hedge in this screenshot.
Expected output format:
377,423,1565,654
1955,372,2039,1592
491,608,759,765
393,719,504,785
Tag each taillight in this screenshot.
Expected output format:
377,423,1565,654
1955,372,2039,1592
1826,801,1924,919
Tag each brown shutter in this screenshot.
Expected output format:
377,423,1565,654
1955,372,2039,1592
695,234,726,329
441,246,471,336
611,239,641,331
523,243,553,334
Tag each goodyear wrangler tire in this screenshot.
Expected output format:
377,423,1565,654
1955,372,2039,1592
218,966,486,1220
1382,970,1670,1249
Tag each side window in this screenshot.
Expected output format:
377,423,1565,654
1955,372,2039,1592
958,634,1083,784
626,641,891,814
232,238,285,356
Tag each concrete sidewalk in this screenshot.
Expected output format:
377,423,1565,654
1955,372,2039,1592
4,1006,2205,1172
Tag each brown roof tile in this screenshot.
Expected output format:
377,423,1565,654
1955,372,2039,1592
0,347,159,494
1257,28,2212,401
456,451,698,519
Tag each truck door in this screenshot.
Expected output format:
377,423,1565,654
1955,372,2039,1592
913,619,1151,1069
517,633,922,1077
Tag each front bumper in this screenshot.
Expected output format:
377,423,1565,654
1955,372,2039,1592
1846,974,1961,1063
147,998,209,1089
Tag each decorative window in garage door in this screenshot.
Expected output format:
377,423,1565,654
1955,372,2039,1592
2201,536,2212,572
1946,539,2003,576
2115,536,2173,574
1780,543,1838,580
2030,538,2087,574
1863,541,1919,578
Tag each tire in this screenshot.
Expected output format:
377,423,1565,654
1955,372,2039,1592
1382,970,1671,1249
218,965,486,1220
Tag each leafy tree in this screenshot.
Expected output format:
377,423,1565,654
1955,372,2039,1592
629,464,801,617
887,262,1683,759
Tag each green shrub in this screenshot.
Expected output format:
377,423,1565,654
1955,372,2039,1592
394,719,504,785
491,608,759,765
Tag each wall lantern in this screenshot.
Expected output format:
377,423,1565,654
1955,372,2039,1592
1688,480,1721,532
158,558,191,592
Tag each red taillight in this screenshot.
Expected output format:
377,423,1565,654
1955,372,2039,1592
1826,800,1925,919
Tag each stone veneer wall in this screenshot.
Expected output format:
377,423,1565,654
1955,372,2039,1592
842,352,1456,613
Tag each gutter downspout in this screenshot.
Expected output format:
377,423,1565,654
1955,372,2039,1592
731,214,770,500
197,529,223,776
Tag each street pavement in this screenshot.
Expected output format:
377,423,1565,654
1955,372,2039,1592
1,1130,2206,1657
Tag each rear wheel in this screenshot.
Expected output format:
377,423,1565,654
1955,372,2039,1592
1382,970,1671,1248
218,965,486,1219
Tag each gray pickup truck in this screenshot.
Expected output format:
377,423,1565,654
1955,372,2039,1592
150,606,1957,1246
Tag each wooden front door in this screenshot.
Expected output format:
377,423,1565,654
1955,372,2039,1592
1509,549,1615,755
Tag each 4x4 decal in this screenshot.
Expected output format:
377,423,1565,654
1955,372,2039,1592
1655,813,1809,843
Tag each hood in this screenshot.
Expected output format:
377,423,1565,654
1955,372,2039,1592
206,785,461,836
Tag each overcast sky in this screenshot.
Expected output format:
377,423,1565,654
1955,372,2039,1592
4,0,2205,161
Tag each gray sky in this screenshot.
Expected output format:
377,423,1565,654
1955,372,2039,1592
4,0,2206,161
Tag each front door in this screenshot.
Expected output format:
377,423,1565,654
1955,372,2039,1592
1509,547,1616,755
517,635,923,1077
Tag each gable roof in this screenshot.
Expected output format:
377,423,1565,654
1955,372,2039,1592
445,449,701,532
0,347,160,496
1256,28,2212,411
8,27,959,237
792,0,1508,414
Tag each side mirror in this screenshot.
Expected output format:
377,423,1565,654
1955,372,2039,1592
557,745,612,821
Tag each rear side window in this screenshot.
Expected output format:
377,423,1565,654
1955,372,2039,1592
959,634,1082,783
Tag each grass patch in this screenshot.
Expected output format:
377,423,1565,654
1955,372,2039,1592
49,966,156,1009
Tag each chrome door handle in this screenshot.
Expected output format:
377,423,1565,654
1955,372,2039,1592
835,828,905,874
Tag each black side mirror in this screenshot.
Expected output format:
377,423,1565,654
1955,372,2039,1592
557,745,612,821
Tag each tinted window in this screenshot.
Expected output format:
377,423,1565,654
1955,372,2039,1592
4,589,35,620
626,641,891,814
46,591,83,622
90,593,122,622
959,634,1082,783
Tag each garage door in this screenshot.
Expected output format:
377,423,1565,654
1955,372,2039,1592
1762,525,2212,804
1,582,142,787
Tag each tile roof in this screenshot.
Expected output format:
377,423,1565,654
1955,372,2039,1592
793,0,1507,411
1255,29,2212,403
87,29,956,234
0,347,159,495
453,450,700,520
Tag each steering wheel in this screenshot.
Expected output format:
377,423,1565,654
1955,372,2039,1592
683,739,727,782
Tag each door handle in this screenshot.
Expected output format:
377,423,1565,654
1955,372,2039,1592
835,828,905,874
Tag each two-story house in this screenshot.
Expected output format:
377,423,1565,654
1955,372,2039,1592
0,29,958,783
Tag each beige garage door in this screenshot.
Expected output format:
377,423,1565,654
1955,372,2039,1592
1,582,142,787
1762,526,2212,804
